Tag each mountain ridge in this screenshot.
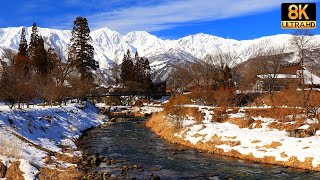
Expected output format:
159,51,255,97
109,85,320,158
0,26,319,72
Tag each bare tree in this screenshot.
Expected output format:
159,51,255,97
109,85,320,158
291,30,315,110
254,47,287,107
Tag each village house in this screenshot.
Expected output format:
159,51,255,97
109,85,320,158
253,61,320,91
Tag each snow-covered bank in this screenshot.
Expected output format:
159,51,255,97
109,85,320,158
0,102,108,179
147,106,320,171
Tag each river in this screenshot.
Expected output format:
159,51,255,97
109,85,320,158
79,119,320,179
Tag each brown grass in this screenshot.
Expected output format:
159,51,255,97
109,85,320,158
161,94,206,125
55,153,80,164
251,140,261,143
5,161,24,180
211,108,228,123
226,118,255,128
253,89,320,109
266,117,318,132
163,94,192,112
262,141,282,149
249,120,263,129
39,166,83,180
245,108,304,122
281,152,288,158
166,107,205,124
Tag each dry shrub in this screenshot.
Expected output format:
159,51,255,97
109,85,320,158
246,108,304,122
194,133,203,138
209,135,240,147
254,88,303,107
211,108,228,123
226,118,255,128
226,108,240,114
307,91,320,107
184,107,205,123
189,91,216,105
55,153,79,164
267,117,306,131
172,118,183,131
5,161,24,180
262,141,282,149
249,120,263,129
273,90,320,107
256,88,320,108
213,87,237,108
163,94,192,112
163,95,204,124
146,112,181,143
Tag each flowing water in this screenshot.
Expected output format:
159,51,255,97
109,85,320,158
79,119,320,179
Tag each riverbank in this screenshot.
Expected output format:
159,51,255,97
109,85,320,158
146,106,320,172
0,101,107,179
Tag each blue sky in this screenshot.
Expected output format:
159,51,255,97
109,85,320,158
0,0,319,40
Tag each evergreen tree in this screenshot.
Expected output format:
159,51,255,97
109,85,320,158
134,53,144,83
126,49,132,62
69,16,98,79
141,57,152,93
28,22,40,61
15,27,31,82
120,50,134,84
18,27,28,55
134,51,139,63
134,50,143,82
47,47,59,71
33,37,49,76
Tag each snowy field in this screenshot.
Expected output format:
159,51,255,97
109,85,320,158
0,101,107,179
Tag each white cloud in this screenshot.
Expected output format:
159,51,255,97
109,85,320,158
87,0,312,33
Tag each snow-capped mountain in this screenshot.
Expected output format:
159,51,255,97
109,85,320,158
0,26,320,76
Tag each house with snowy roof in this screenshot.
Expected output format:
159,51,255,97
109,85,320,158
253,61,320,91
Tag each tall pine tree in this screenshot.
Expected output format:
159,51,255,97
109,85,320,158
47,47,60,70
18,27,28,55
14,27,31,82
120,49,134,84
33,37,49,76
28,22,40,61
69,16,98,79
134,51,139,64
141,57,152,93
134,50,144,84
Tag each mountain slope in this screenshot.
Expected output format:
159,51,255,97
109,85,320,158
0,26,319,76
